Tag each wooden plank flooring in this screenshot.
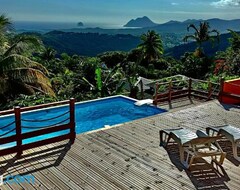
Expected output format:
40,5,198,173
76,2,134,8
1,100,240,189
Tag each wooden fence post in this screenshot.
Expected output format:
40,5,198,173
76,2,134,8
15,106,22,157
188,78,192,98
153,83,159,105
69,98,76,144
219,78,225,102
207,81,212,100
168,80,172,103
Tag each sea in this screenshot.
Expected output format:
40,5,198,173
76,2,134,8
13,21,125,33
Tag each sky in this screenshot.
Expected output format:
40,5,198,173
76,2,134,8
0,0,240,26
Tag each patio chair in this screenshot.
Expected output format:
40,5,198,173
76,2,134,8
160,128,226,169
206,125,240,161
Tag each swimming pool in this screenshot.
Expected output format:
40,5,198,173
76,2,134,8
0,96,166,147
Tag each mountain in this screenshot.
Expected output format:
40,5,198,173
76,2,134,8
124,16,158,28
150,18,240,33
77,22,84,27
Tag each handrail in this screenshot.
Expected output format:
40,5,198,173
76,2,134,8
0,99,70,116
0,98,76,157
153,77,220,105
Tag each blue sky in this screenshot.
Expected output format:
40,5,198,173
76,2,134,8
0,0,240,25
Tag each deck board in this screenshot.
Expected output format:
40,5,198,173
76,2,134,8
1,100,240,189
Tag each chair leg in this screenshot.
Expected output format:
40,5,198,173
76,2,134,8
160,130,170,147
179,145,185,165
212,153,225,165
181,150,193,169
188,156,195,169
232,142,240,161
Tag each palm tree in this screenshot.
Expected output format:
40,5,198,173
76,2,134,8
40,47,56,63
0,15,55,98
0,14,11,30
183,22,219,54
138,30,164,63
0,14,12,52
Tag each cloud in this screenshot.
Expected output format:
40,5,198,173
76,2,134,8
211,0,240,7
171,2,179,6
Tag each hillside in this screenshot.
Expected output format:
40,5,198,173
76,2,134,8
41,31,141,56
39,30,233,57
165,32,232,58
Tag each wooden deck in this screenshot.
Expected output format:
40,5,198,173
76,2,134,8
1,100,240,189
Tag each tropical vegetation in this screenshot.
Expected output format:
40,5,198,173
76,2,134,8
0,14,239,110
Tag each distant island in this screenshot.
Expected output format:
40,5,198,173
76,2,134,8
124,16,158,28
77,22,84,27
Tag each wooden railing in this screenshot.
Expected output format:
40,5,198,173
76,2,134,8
0,98,76,157
153,78,220,105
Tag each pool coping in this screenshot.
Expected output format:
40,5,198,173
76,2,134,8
0,95,138,119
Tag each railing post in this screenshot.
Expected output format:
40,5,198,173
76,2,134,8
219,78,225,102
153,83,159,105
207,81,212,100
188,78,192,98
168,80,172,103
69,98,76,144
14,106,22,157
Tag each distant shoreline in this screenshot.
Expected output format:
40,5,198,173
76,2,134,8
13,21,125,32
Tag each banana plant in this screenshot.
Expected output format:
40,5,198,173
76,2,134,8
83,64,125,97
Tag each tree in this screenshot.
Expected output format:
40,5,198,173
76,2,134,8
214,30,240,76
0,17,54,100
138,30,164,64
183,22,219,55
228,29,240,51
0,14,12,52
40,47,56,63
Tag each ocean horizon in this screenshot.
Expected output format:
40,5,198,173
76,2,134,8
13,21,125,32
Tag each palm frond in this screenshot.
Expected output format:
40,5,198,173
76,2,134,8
0,77,9,94
0,54,48,74
7,68,50,85
7,68,55,96
187,24,199,34
0,14,12,31
4,35,42,57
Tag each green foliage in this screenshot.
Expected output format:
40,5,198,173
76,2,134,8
95,67,102,91
98,51,127,68
228,30,240,51
1,93,57,110
214,30,240,77
176,52,214,79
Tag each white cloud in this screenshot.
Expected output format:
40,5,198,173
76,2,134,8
211,0,240,7
171,3,179,6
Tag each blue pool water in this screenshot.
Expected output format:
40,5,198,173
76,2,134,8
0,96,166,147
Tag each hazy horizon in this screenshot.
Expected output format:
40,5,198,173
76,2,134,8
12,16,240,31
1,0,240,27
